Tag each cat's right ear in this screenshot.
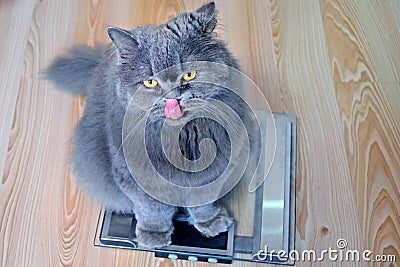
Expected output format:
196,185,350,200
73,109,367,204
107,27,138,59
195,2,217,33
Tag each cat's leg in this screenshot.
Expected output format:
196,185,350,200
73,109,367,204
111,150,177,247
187,202,233,237
112,168,176,248
133,197,176,248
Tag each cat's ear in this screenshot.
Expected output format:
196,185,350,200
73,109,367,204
195,2,217,33
107,27,138,58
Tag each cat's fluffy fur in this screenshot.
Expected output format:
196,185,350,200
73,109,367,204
45,2,259,247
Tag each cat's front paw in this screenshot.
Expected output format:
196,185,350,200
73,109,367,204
136,227,173,248
193,208,234,237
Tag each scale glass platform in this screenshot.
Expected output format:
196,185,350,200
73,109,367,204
94,112,296,265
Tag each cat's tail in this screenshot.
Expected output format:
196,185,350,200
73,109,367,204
44,45,105,95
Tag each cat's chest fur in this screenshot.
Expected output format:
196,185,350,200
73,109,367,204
108,107,230,187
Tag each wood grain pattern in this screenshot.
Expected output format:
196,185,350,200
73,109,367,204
0,0,36,183
271,2,364,266
321,0,400,265
0,0,399,266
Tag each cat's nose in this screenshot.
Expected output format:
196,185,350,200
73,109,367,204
163,88,182,100
162,96,182,103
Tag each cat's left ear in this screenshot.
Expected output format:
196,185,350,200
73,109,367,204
107,27,138,59
195,2,217,33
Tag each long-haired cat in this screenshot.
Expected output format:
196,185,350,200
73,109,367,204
46,2,259,247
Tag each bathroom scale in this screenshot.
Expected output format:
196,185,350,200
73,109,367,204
94,112,297,265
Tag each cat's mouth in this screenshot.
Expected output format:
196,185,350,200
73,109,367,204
164,98,184,120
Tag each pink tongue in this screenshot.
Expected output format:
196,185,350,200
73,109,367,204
164,99,183,120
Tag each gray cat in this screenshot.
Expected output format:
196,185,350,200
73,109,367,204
46,2,260,248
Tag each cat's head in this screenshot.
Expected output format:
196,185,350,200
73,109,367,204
105,2,241,122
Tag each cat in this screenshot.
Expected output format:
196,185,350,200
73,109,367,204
45,2,260,248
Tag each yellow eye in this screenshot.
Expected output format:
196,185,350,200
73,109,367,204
143,79,158,88
182,70,197,81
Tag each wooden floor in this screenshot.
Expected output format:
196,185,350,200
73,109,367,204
1,0,399,266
